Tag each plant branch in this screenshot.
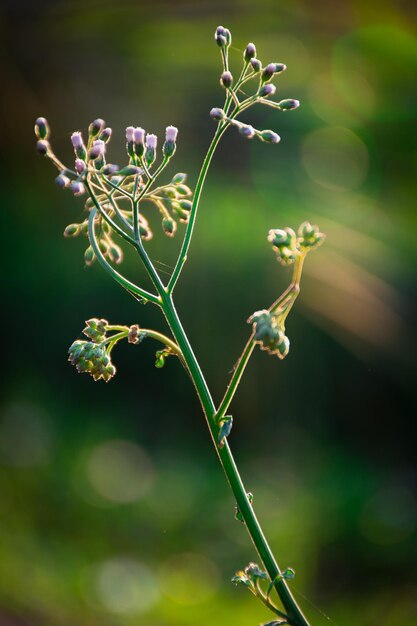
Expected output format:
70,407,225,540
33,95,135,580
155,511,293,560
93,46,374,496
88,208,160,305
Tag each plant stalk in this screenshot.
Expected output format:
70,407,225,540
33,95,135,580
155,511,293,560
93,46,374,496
160,290,310,626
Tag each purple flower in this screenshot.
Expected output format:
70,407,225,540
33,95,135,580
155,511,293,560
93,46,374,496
165,126,178,142
75,158,86,174
134,127,145,144
125,126,135,142
70,181,86,196
146,134,157,149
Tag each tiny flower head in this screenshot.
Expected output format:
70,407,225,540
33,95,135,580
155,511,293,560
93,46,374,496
165,125,178,143
244,43,256,62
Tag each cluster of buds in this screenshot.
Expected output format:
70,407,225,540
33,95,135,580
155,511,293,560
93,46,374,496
210,26,300,145
64,212,126,267
67,319,149,382
232,562,269,588
68,340,116,382
268,221,325,265
35,116,193,263
232,562,296,624
247,310,290,359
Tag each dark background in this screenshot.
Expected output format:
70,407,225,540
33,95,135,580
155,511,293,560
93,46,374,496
1,1,416,625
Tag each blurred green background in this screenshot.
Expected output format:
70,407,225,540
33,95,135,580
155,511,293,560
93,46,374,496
1,0,416,625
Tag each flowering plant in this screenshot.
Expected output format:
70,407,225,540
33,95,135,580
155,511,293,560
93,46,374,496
35,25,325,626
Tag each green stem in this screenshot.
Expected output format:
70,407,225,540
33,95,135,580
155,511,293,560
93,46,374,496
216,254,306,421
160,291,310,626
167,122,229,294
88,208,160,305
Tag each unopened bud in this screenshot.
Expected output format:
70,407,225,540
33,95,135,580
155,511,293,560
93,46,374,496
171,172,187,184
84,245,95,265
179,199,192,211
163,125,178,158
262,63,276,82
259,83,276,98
71,132,87,160
88,118,105,137
250,58,262,72
162,217,177,237
274,63,286,74
36,139,49,155
259,129,281,144
70,181,86,196
145,133,157,166
100,127,112,143
125,126,135,142
108,244,123,264
101,163,119,175
278,99,300,110
63,223,80,237
215,25,231,47
244,43,256,62
75,158,86,174
239,124,255,139
210,107,225,121
89,139,106,160
116,165,142,176
34,117,50,140
55,172,70,188
220,71,233,89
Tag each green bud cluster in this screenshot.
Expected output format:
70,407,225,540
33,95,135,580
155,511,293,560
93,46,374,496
267,227,299,266
248,310,290,359
68,340,116,382
297,221,325,251
83,318,108,342
268,222,325,266
64,212,125,267
145,172,193,238
232,562,268,588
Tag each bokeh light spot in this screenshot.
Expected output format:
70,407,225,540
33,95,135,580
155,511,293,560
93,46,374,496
159,552,220,605
333,25,417,121
87,439,155,503
94,557,159,614
301,126,369,191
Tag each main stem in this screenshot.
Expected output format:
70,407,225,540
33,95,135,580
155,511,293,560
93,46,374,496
160,290,310,626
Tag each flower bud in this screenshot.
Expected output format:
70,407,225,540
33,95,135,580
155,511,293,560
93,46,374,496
34,117,50,140
101,163,119,175
239,124,255,139
244,43,256,62
179,199,192,211
88,118,105,137
128,324,142,344
210,107,225,121
75,158,86,174
220,71,233,89
89,139,106,160
125,126,135,142
107,244,122,263
262,63,276,82
175,184,192,196
84,245,95,265
273,63,286,74
71,132,87,160
250,58,262,72
145,133,157,166
99,127,112,143
116,165,142,176
297,221,325,250
215,25,231,47
162,216,177,237
259,129,281,144
259,83,276,97
70,181,86,196
63,223,80,238
55,172,70,188
163,125,178,158
277,98,300,110
171,172,187,184
36,139,49,155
